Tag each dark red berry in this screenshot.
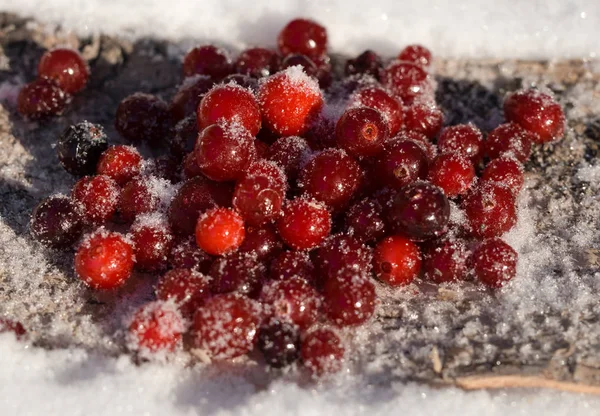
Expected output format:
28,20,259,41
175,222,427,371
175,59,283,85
267,136,312,182
470,238,517,288
30,196,84,249
350,87,403,135
198,84,261,136
238,225,284,260
375,139,429,188
277,198,331,250
0,319,26,339
301,327,344,376
148,155,181,183
485,122,533,163
345,50,383,80
210,252,266,297
335,107,389,157
396,130,438,162
72,175,120,225
182,45,233,80
403,103,444,139
96,145,143,186
156,268,211,317
222,74,259,91
258,318,300,368
344,198,387,243
254,139,270,159
235,47,281,78
57,121,109,176
422,239,469,283
463,182,517,239
168,237,213,273
437,124,484,164
281,54,318,78
323,269,376,327
169,75,214,122
398,45,432,68
37,48,89,94
115,93,171,144
118,176,165,223
195,207,245,256
382,61,431,105
427,153,475,198
304,111,337,150
167,176,220,236
17,78,70,120
260,277,321,329
312,235,372,284
131,217,174,272
269,250,315,283
278,18,327,60
182,152,203,179
128,301,184,354
373,235,421,286
480,157,524,194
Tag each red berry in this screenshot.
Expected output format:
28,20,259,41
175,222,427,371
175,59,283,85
485,122,533,163
470,238,517,288
304,111,337,150
118,176,161,223
238,225,284,260
344,198,387,243
258,67,323,136
301,327,345,376
72,175,120,225
258,318,300,368
191,293,261,360
312,235,372,283
37,48,89,94
277,198,331,250
168,237,213,273
131,216,174,272
427,153,475,198
128,301,184,354
373,235,421,286
281,54,318,78
235,47,281,78
17,78,70,120
269,250,315,283
398,45,432,68
96,145,143,186
260,277,321,329
480,157,524,194
463,182,517,239
437,124,484,164
115,93,171,145
156,268,211,317
345,50,383,80
382,61,431,105
198,84,261,136
396,130,438,162
195,122,255,182
209,252,266,297
183,45,233,80
335,107,389,157
169,75,213,122
57,121,109,176
267,136,312,182
74,230,134,290
195,207,245,256
254,139,270,159
375,139,429,188
278,18,327,60
323,269,376,327
167,176,221,236
422,239,469,283
350,87,403,135
0,319,26,339
403,103,444,139
503,89,565,143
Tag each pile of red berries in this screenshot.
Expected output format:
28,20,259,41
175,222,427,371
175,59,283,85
25,18,565,376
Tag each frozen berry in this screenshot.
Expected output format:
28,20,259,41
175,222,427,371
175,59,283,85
118,176,163,224
72,175,120,225
323,269,376,327
422,239,469,283
198,84,261,136
427,153,475,198
96,145,143,186
396,130,437,162
169,75,213,122
30,196,84,249
258,318,300,368
182,152,203,179
210,252,266,297
480,157,524,194
156,268,210,317
57,121,109,176
260,277,321,329
373,235,421,286
375,139,429,188
235,47,281,78
470,238,517,288
269,250,315,283
195,207,245,256
281,54,318,78
0,319,26,339
398,45,432,68
349,87,403,135
238,225,284,260
37,48,89,94
183,45,233,80
301,327,344,376
304,111,337,150
168,237,213,273
344,50,383,80
128,301,184,354
277,198,331,250
131,218,174,272
167,177,220,236
115,93,171,145
312,235,372,283
403,103,444,139
278,18,327,60
484,122,533,163
17,78,70,120
437,124,484,164
335,107,389,157
463,182,517,238
267,136,312,182
344,198,387,243
382,61,431,105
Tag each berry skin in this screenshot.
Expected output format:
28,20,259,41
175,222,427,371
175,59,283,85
422,239,469,283
396,130,438,162
0,319,26,339
277,198,331,250
118,177,159,223
470,238,517,288
182,45,233,80
267,136,312,182
463,182,517,239
403,104,444,139
437,124,484,164
335,107,389,157
235,48,281,78
260,277,321,329
258,318,301,369
156,268,211,317
278,18,327,60
209,252,266,297
17,78,71,120
427,153,475,198
373,235,421,286
375,139,429,189
480,157,524,194
398,45,432,68
382,61,431,105
323,269,376,327
191,293,261,360
344,50,383,80
198,84,261,136
71,175,120,225
238,225,284,261
484,122,533,163
115,93,171,144
57,121,109,176
168,237,213,273
128,301,184,355
195,122,255,182
131,219,174,273
269,250,315,283
195,207,245,256
74,230,134,290
344,198,387,243
312,235,372,283
96,145,143,186
30,196,84,249
258,67,323,136
503,89,565,144
349,87,403,135
298,149,363,210
37,48,89,94
167,177,221,236
301,327,345,376
387,181,450,241
169,75,213,122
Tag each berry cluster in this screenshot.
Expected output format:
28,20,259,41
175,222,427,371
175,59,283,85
25,18,565,376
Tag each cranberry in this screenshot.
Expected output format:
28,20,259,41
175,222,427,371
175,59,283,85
403,103,444,139
235,47,281,78
222,74,259,91
198,84,261,136
0,319,26,339
281,54,318,78
57,121,109,176
350,87,403,135
71,175,120,225
470,238,517,288
382,61,431,105
387,181,450,241
96,145,143,186
398,45,432,68
312,235,372,283
209,252,266,297
182,152,203,179
167,176,220,236
258,318,300,368
128,301,184,354
17,78,70,120
304,111,337,150
373,235,421,286
195,207,245,256
503,89,565,143
131,218,174,272
323,268,376,327
260,277,321,329
169,75,213,122
335,107,389,157
115,93,171,144
156,268,211,317
277,198,331,250
437,124,484,164
396,130,438,162
254,139,270,159
422,239,469,283
182,45,233,80
344,198,387,243
427,153,475,198
301,327,344,376
269,250,315,283
345,50,383,80
299,149,363,210
375,139,429,188
37,48,89,94
74,230,134,290
485,122,533,163
238,225,283,260
463,182,517,239
480,157,524,194
30,196,84,249
267,136,312,182
258,67,323,136
118,177,160,223
278,18,327,60
195,122,255,182
191,293,261,360
168,237,213,273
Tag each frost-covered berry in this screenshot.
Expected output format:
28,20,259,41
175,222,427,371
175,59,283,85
195,207,245,256
375,139,428,189
277,198,331,250
344,50,383,80
427,153,475,198
382,61,431,105
269,250,315,283
17,78,71,120
373,235,421,286
267,136,313,182
260,277,321,329
463,182,517,239
423,238,469,283
349,87,403,136
30,196,84,249
437,124,484,164
323,268,376,327
57,121,109,176
278,18,327,60
131,216,174,273
168,237,213,273
480,156,524,194
484,122,533,163
183,45,233,80
403,103,444,139
344,198,387,243
114,93,171,145
128,301,184,355
235,47,281,78
209,252,266,297
96,145,143,186
335,107,389,157
156,268,211,317
301,327,345,376
258,318,301,368
312,234,372,284
71,175,120,225
169,75,213,122
470,238,517,288
398,44,432,68
238,225,284,260
37,48,89,94
198,84,261,136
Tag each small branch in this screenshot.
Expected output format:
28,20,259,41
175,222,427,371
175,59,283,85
455,375,600,395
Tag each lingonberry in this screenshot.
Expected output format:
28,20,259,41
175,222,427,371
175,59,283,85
382,61,431,105
168,237,213,273
37,48,89,94
258,318,301,368
335,107,389,157
278,18,327,60
398,45,432,68
169,75,213,122
396,130,438,162
427,153,475,198
235,47,281,78
375,139,429,189
269,250,315,284
238,225,284,261
195,207,245,256
0,319,26,339
484,122,533,163
74,230,134,290
298,149,363,210
17,78,71,120
195,122,255,182
127,301,184,355
198,84,261,136
57,121,109,176
403,103,444,139
344,50,383,80
312,235,372,284
258,66,323,136
260,277,321,329
167,176,220,236
115,93,171,145
437,124,484,164
118,176,160,223
470,238,518,288
30,196,84,249
209,252,266,297
323,268,376,327
463,182,517,239
96,145,143,186
267,136,312,182
422,238,469,283
344,198,387,243
277,198,331,250
387,181,450,241
373,235,421,286
71,175,120,225
156,268,211,317
480,156,524,194
182,45,233,80
503,89,565,143
301,327,345,376
131,217,174,273
191,293,261,360
349,87,403,135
